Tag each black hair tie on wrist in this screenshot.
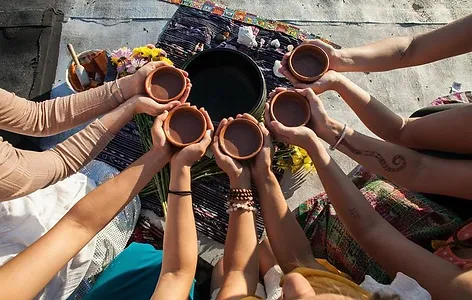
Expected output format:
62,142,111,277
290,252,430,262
168,190,192,196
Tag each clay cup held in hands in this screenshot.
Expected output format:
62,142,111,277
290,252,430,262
144,64,192,104
287,44,329,83
266,88,330,149
218,116,264,161
170,108,214,168
164,104,207,148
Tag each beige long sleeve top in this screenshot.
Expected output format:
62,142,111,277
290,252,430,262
0,83,122,201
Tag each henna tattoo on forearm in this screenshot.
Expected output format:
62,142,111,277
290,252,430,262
338,138,407,172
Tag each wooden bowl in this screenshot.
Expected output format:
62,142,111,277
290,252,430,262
164,106,207,147
270,90,311,127
288,44,329,82
219,118,263,160
145,66,186,103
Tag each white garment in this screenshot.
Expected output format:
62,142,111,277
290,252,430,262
361,272,431,300
0,173,97,300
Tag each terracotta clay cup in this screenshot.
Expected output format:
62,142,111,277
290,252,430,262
145,66,186,103
288,44,329,82
219,118,263,160
270,90,311,127
164,106,207,147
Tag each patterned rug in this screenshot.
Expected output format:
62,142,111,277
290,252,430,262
97,5,337,244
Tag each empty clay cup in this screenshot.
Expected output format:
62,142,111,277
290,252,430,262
164,106,207,147
288,44,329,82
145,66,186,103
219,118,263,160
270,90,311,127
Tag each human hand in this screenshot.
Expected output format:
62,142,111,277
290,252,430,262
212,117,251,188
150,110,173,161
171,108,214,168
231,113,275,179
124,60,191,101
279,61,340,94
268,87,332,137
128,94,182,116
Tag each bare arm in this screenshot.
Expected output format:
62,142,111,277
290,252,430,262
252,111,325,274
332,73,472,154
152,108,213,300
151,166,198,300
212,117,259,300
319,118,472,200
304,136,472,300
334,14,472,72
217,177,259,300
0,146,170,300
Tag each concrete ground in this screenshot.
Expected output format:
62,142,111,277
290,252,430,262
2,0,472,265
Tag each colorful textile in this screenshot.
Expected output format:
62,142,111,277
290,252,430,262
156,0,341,48
295,167,463,284
84,242,197,300
429,91,472,106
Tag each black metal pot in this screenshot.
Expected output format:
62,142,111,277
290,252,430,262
183,48,267,125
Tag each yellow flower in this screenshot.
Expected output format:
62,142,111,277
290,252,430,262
160,57,174,66
150,48,161,58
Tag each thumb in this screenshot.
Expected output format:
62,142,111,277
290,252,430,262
162,101,180,111
271,120,296,136
155,110,169,126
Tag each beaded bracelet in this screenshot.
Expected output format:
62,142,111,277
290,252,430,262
228,188,253,201
226,189,257,213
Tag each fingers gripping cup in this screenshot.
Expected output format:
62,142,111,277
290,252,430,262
219,118,263,160
145,66,187,103
270,90,311,127
164,106,207,147
288,44,329,83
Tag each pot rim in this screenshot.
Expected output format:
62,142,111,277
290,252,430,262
288,44,329,83
145,66,187,103
270,90,311,127
219,118,264,160
164,106,207,147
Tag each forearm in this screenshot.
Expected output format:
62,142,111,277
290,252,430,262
0,148,169,300
153,166,197,299
306,138,472,300
222,177,259,294
0,76,136,137
254,171,321,273
306,139,388,240
337,14,472,73
334,75,406,143
0,120,114,201
336,36,414,72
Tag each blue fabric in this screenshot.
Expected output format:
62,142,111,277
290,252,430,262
84,243,196,300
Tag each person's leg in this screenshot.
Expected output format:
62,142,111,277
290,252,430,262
259,237,278,278
210,259,225,300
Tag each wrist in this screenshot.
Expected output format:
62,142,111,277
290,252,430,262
149,147,172,164
118,75,140,100
333,49,353,72
229,172,251,189
253,167,274,185
318,118,344,146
